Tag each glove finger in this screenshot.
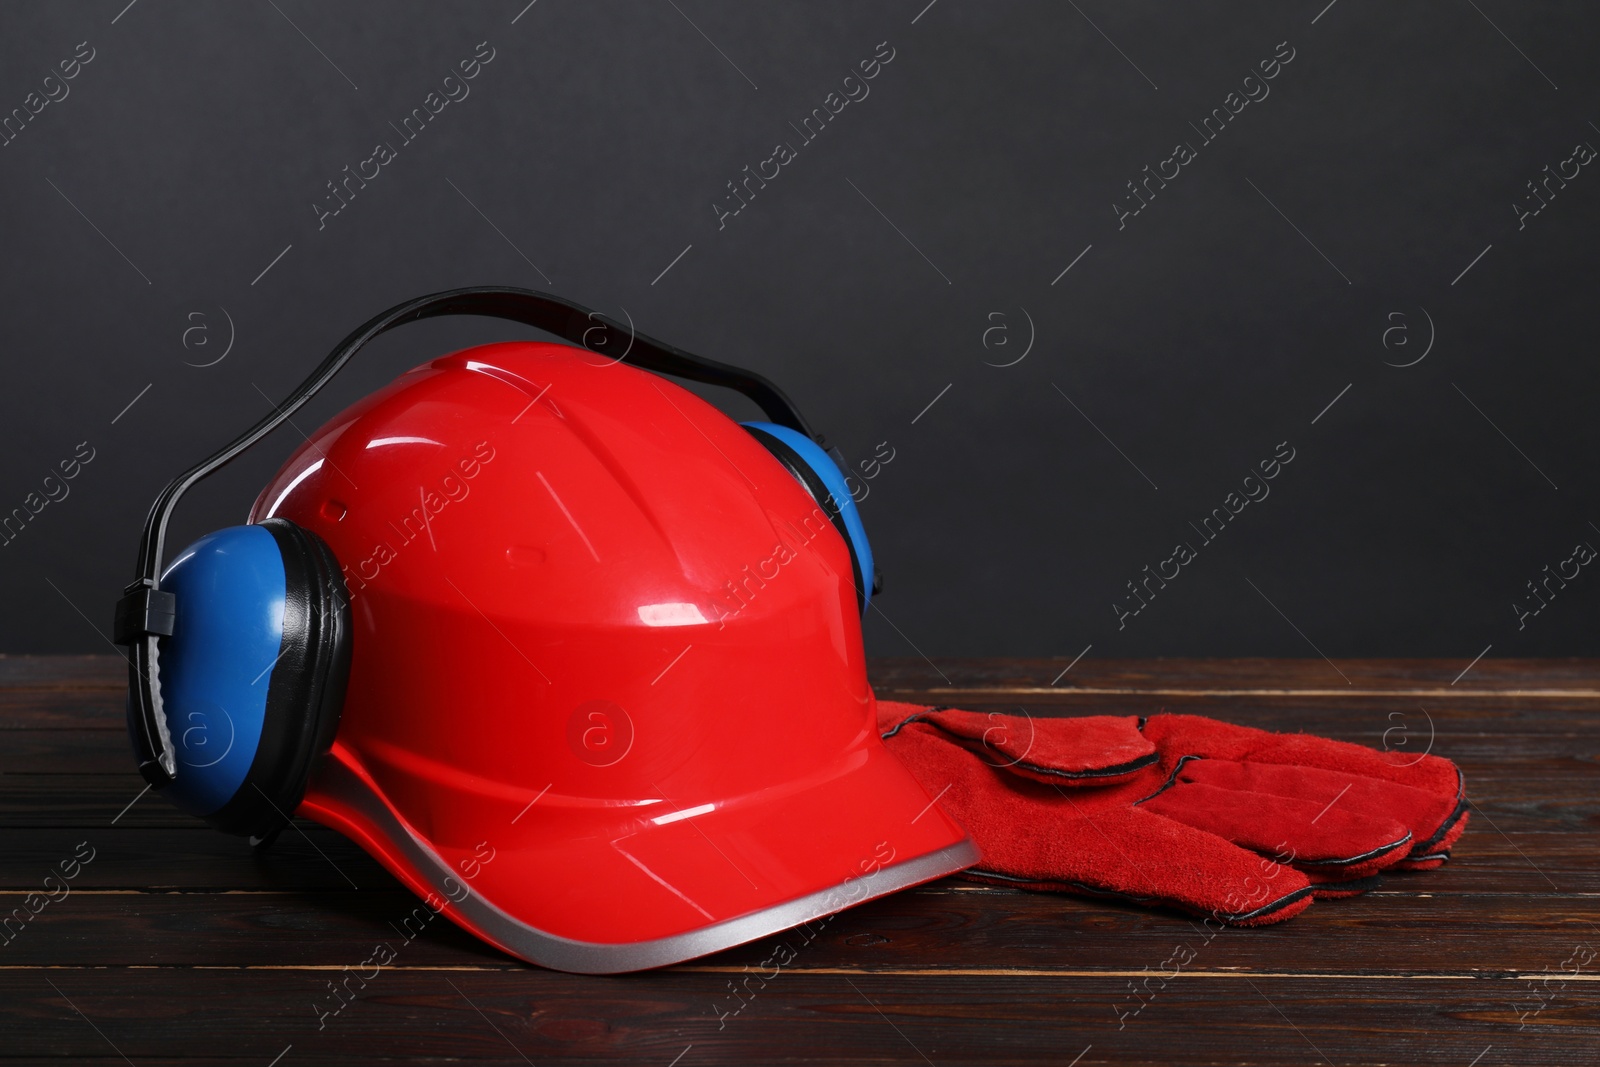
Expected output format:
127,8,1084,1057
969,804,1315,926
881,723,1312,925
1306,872,1384,899
1392,806,1470,870
1137,776,1413,880
878,701,1156,787
1167,756,1463,867
1142,713,1464,802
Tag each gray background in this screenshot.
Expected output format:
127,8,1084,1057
2,0,1596,666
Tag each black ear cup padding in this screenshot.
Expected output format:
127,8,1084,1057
743,425,868,614
202,518,351,837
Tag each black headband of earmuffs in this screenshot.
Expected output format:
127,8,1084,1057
114,286,818,788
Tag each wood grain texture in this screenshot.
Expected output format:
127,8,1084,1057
0,656,1595,1065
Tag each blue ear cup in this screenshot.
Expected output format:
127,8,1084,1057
153,524,285,818
741,422,876,614
137,517,351,837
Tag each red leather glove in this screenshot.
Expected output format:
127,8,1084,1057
879,703,1468,925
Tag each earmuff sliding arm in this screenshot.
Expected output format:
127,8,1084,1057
128,286,814,584
382,288,817,438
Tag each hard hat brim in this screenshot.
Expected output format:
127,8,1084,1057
302,741,978,973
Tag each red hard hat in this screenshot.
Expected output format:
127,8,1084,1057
250,339,975,972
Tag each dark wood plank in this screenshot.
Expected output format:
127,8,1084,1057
11,669,1600,735
17,711,1548,781
3,886,1596,975
5,710,1594,778
2,756,1590,832
9,655,1600,722
1,656,1594,1066
3,826,1592,895
0,826,391,891
0,730,131,773
0,687,124,730
868,655,1600,693
9,653,1599,693
3,971,1593,1065
0,654,123,689
1,826,1592,903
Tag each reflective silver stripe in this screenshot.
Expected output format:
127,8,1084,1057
314,758,978,974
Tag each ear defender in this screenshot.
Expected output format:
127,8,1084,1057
118,288,861,842
741,422,876,614
145,517,350,838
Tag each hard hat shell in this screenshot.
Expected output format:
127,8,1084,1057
250,340,975,972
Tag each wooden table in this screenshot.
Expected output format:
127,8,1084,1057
3,656,1596,1065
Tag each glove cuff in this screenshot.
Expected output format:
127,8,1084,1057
877,702,1157,787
